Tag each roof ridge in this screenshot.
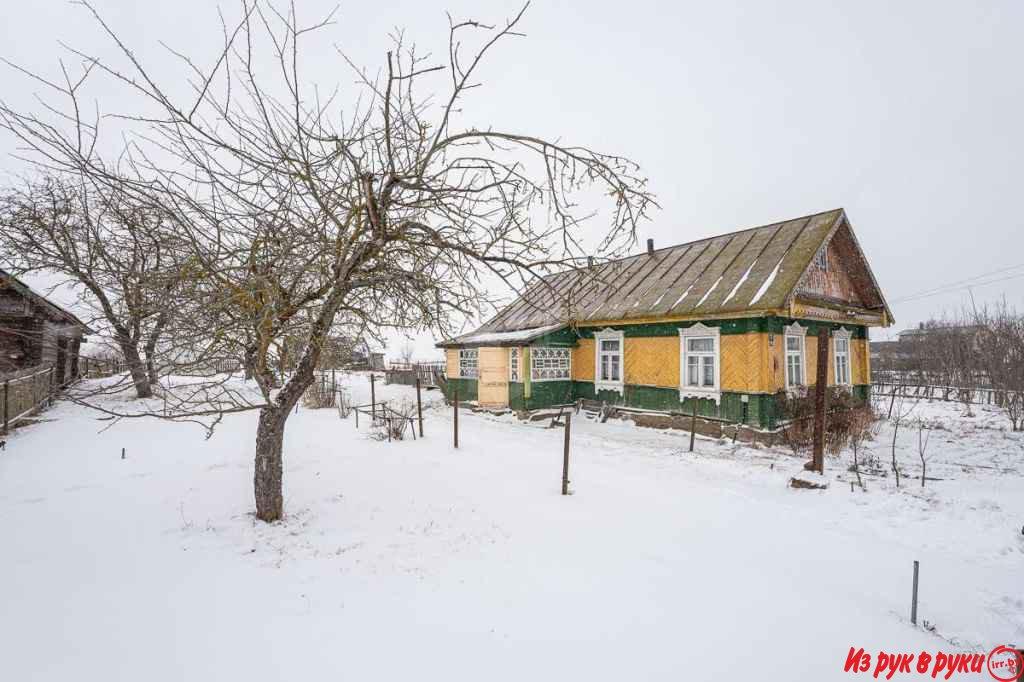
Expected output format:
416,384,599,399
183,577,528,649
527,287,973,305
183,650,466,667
546,207,844,278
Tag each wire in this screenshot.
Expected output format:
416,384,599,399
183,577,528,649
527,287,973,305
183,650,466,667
890,264,1024,305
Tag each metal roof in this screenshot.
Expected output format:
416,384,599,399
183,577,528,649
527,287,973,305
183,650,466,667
443,208,891,344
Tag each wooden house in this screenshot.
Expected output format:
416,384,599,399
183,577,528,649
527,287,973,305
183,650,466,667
0,269,90,383
437,209,892,429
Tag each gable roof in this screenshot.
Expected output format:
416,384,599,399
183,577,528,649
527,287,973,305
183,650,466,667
441,209,892,345
0,269,92,331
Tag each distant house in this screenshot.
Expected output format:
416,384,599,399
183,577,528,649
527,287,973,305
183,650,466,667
438,209,892,429
0,270,90,382
872,322,985,377
323,335,385,371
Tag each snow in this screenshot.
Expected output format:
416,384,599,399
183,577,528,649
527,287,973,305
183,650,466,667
1,377,1022,681
669,283,694,309
695,275,723,307
750,257,783,305
723,259,756,305
448,322,565,346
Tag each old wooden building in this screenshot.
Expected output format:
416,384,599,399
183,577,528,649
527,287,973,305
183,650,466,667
0,269,90,383
438,209,892,429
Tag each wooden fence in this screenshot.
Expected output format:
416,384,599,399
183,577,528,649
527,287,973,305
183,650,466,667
384,361,445,388
872,381,1015,407
2,365,60,433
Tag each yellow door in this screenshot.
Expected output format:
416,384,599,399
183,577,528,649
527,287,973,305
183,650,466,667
477,347,509,408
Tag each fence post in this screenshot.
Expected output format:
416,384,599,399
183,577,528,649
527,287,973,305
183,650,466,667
689,400,697,453
2,381,8,435
911,560,919,625
416,377,424,438
49,366,56,406
370,373,376,421
453,387,459,449
562,412,572,495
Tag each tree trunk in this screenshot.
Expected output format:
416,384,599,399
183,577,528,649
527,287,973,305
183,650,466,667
143,311,167,390
252,359,316,522
120,342,153,399
254,406,287,522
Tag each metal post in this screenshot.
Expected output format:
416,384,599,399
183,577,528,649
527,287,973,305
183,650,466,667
811,330,830,473
689,400,697,452
370,373,376,421
911,560,919,625
562,412,571,495
416,377,424,437
453,387,459,449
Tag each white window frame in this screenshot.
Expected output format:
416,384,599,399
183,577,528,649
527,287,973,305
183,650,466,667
594,328,624,394
530,346,571,382
458,348,478,378
783,322,807,393
679,322,721,403
509,347,520,382
833,327,852,387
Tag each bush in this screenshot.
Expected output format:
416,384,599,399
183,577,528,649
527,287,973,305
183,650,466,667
302,378,336,409
776,387,864,457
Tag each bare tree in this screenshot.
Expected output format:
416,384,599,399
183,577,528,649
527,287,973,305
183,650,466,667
889,393,917,488
0,177,184,398
0,2,655,521
398,341,415,365
972,302,1024,431
915,418,932,488
847,406,878,490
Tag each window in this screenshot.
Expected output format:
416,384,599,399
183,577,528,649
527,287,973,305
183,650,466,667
509,348,520,381
679,323,720,401
594,329,624,393
814,247,828,271
458,348,478,378
783,323,806,390
834,329,851,386
531,347,570,381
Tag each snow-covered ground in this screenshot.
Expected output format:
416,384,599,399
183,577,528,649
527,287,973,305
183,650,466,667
1,374,1021,681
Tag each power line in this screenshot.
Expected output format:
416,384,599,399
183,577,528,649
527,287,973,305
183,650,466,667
890,263,1024,305
892,270,1024,303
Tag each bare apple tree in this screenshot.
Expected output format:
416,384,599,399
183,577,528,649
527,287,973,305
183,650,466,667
0,2,655,521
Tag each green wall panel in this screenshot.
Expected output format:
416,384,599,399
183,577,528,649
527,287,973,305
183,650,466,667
443,377,478,402
509,380,574,411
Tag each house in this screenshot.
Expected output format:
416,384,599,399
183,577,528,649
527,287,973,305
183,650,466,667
319,334,385,371
0,269,90,383
437,208,892,430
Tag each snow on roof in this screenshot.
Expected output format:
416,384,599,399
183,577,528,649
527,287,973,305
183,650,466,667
438,322,566,348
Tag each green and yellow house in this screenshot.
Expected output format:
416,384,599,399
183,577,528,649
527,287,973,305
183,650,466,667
438,209,892,430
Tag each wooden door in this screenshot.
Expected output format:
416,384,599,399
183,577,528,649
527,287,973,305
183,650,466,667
477,347,509,408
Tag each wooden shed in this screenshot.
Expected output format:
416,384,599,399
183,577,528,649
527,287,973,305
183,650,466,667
437,209,892,429
0,269,90,384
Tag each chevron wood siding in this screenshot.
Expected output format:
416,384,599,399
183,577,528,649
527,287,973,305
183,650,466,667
623,337,679,388
720,334,763,392
853,338,870,385
572,339,595,381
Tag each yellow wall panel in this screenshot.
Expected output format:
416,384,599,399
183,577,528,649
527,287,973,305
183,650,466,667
624,337,680,388
446,348,459,377
721,334,762,392
852,338,870,385
572,339,595,382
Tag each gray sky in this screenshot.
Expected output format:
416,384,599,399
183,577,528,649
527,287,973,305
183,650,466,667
3,0,1022,359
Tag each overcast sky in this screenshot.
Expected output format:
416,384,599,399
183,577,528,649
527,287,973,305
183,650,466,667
3,0,1022,359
